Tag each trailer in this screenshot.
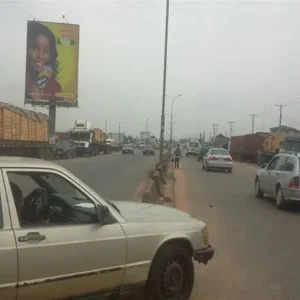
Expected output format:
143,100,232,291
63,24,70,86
0,102,54,160
69,120,111,156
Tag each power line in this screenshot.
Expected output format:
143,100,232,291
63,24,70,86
249,114,257,134
275,104,287,128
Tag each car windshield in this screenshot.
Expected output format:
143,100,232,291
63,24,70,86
123,144,132,149
145,145,153,150
210,149,229,156
56,140,70,147
283,140,300,153
189,142,199,147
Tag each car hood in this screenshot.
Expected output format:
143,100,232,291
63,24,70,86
111,201,192,222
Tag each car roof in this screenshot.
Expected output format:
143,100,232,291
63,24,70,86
0,156,64,169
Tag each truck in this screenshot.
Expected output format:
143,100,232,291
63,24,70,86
229,134,266,163
0,102,54,160
69,120,111,156
107,133,124,151
258,135,300,166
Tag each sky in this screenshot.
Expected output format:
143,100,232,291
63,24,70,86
1,0,300,139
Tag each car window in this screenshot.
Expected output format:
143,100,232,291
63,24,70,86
279,156,295,172
210,149,229,156
189,142,199,147
7,171,101,227
267,156,282,170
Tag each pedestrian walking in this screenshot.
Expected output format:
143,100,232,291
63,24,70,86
174,144,182,169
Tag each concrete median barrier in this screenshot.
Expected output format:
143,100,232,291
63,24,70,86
142,179,159,204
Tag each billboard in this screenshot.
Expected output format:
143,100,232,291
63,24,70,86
25,21,80,107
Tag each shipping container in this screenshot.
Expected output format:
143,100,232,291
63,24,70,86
0,102,53,159
93,128,105,143
230,134,265,163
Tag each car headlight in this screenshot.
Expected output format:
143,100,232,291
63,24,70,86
202,226,210,246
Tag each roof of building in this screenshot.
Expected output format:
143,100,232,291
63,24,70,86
270,125,300,132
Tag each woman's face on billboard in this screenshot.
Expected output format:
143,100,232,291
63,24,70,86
28,35,51,72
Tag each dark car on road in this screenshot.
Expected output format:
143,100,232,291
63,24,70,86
122,144,134,155
143,144,155,156
54,140,77,159
197,146,212,161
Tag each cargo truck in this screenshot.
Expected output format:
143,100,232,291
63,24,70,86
0,102,54,160
107,133,124,151
69,120,111,156
229,134,265,163
258,135,300,166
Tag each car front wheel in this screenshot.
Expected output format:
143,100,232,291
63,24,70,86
146,243,194,300
255,178,263,198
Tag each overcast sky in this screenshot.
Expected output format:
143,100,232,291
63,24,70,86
1,0,300,139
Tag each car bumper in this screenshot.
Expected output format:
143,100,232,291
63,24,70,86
123,151,133,154
193,246,215,265
187,151,198,155
143,151,154,155
207,161,233,169
282,187,300,201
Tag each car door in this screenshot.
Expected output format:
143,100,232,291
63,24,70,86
3,168,127,300
263,156,284,197
0,171,18,300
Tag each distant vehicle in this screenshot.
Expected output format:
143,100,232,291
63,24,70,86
202,148,233,173
197,146,212,161
122,144,134,155
139,142,146,150
54,140,77,159
186,141,201,157
3,156,214,300
255,152,300,209
143,145,155,156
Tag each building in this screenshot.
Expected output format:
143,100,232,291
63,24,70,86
270,125,300,138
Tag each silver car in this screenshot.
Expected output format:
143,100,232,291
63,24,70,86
1,157,214,300
202,148,233,173
255,152,300,209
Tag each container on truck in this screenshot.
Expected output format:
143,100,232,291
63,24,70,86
229,134,265,163
0,102,54,159
69,120,110,156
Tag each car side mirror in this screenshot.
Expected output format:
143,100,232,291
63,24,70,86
96,204,110,225
261,163,267,169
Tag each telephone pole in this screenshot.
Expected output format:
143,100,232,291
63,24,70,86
212,124,218,141
105,120,107,137
228,121,234,137
146,118,149,132
118,122,121,144
250,114,257,134
275,104,287,129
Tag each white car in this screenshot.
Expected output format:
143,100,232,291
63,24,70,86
203,148,233,173
1,157,215,300
186,141,201,157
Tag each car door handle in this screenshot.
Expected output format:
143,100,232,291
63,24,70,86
18,232,46,243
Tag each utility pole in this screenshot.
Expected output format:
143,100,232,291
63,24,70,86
105,120,107,137
250,114,257,134
118,122,121,145
212,124,217,141
146,118,149,132
228,121,234,137
209,132,212,143
159,0,170,165
275,104,287,129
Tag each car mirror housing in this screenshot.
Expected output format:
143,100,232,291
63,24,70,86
261,163,267,169
96,204,110,225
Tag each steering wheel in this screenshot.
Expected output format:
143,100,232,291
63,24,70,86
21,187,50,224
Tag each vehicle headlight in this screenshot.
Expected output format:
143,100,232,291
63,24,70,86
202,226,210,246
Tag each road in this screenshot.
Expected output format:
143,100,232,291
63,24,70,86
180,156,300,300
55,151,157,201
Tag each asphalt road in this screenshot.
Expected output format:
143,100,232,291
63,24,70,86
54,150,158,201
180,156,300,300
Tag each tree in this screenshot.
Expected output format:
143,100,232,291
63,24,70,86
125,135,133,143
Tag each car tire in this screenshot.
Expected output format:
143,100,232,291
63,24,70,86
186,153,189,157
73,152,76,159
146,243,194,300
202,164,205,170
255,178,263,198
206,166,210,172
276,186,285,209
228,168,232,173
